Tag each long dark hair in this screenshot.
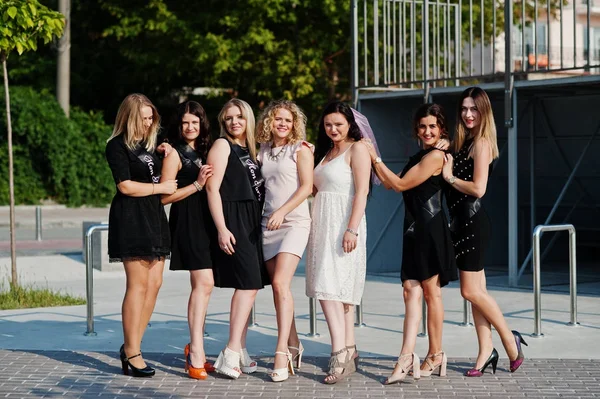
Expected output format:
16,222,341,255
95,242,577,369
314,101,363,166
412,103,449,141
168,101,212,161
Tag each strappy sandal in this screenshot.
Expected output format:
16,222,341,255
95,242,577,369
383,353,420,385
420,351,447,377
346,344,360,370
323,348,354,385
270,351,295,382
288,342,304,369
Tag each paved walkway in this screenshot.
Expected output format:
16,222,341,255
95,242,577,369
1,350,598,398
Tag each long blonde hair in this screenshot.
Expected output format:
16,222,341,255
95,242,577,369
107,93,160,151
256,100,307,145
218,98,257,161
453,87,499,159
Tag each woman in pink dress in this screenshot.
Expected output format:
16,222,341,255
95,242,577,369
256,100,314,382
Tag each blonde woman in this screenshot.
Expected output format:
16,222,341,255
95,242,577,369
256,100,314,382
105,93,177,377
207,99,269,379
443,87,527,376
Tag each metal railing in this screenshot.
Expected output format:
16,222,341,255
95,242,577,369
532,224,579,338
352,0,600,92
84,223,108,336
307,297,321,337
35,206,42,241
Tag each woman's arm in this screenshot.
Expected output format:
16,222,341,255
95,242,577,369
206,139,236,254
370,151,444,193
160,151,214,205
266,144,314,230
442,138,492,198
343,142,371,253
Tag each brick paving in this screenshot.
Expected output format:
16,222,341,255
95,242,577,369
0,350,598,399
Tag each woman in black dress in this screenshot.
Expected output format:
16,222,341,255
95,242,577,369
206,99,269,379
365,103,458,384
442,87,526,376
160,101,214,379
105,93,177,377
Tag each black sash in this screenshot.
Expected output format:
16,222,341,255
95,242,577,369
175,143,203,169
133,145,160,184
231,144,265,203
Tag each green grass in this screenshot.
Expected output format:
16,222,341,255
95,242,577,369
0,281,86,310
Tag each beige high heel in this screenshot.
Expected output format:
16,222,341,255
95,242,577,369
288,342,304,369
419,351,447,377
383,353,420,385
270,351,295,382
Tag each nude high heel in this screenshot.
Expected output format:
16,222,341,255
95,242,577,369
383,353,420,385
419,351,447,377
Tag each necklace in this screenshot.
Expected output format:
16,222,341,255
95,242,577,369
268,144,286,161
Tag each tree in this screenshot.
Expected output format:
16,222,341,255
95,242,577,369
0,0,64,286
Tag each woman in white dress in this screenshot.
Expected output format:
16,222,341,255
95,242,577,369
306,101,371,384
256,100,314,382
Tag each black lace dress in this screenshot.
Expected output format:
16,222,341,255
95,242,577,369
400,148,458,287
105,135,170,262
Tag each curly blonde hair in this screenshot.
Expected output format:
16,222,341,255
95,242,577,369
256,100,307,145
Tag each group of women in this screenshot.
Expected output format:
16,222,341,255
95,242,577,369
104,87,526,385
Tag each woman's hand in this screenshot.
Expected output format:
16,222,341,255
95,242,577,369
360,138,378,162
156,142,173,157
218,228,236,255
435,138,450,151
159,179,178,194
266,210,285,231
442,153,454,182
342,231,358,253
197,164,214,187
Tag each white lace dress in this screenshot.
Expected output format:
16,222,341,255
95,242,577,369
306,147,367,305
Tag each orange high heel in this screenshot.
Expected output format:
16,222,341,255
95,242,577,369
184,343,215,373
184,343,209,379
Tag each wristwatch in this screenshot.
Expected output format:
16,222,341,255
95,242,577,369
447,176,457,185
374,157,382,164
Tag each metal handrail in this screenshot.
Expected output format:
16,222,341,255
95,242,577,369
355,300,366,327
248,305,258,328
307,297,320,337
459,299,474,327
84,223,108,336
418,297,427,337
532,224,579,338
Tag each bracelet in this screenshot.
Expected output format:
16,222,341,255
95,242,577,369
193,181,203,192
447,175,457,185
346,228,359,237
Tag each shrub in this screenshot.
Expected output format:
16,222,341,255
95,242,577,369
0,86,114,206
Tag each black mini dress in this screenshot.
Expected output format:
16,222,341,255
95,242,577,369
446,138,493,272
169,142,215,271
105,135,170,262
400,148,458,287
211,138,270,289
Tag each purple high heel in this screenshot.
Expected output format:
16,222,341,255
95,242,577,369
465,348,499,377
509,330,528,372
